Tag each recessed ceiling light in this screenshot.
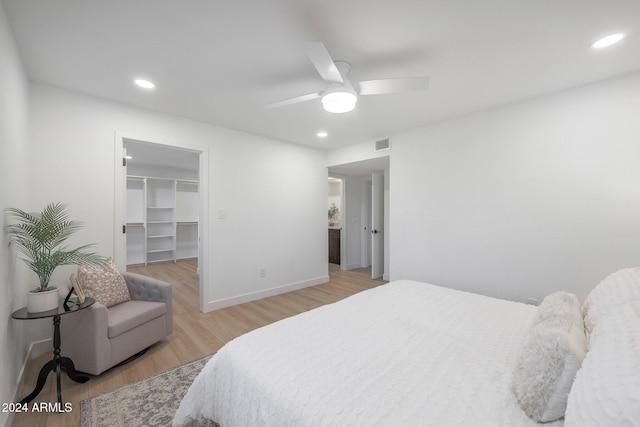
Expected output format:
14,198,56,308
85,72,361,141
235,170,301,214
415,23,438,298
592,33,625,49
317,131,328,138
134,79,155,89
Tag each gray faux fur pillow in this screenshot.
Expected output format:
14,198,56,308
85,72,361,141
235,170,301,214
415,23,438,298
512,291,587,422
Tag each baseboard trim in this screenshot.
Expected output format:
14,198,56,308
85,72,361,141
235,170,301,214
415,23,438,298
15,339,51,388
7,339,52,426
203,275,330,312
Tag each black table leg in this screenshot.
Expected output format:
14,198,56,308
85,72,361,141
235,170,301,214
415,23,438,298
59,356,90,383
18,359,57,405
18,314,90,406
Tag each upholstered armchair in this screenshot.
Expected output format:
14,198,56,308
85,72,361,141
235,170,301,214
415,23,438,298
59,272,173,375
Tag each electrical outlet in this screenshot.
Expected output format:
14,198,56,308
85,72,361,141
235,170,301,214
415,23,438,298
526,297,539,306
259,268,266,278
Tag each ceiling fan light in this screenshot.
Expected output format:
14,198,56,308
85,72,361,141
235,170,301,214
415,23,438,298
322,90,357,113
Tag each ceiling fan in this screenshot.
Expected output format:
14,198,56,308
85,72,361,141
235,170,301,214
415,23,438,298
265,42,430,113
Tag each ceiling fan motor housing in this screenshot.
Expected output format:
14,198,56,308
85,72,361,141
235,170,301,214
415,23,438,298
322,61,358,113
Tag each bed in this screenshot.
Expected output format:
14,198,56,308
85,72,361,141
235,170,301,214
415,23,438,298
173,272,640,426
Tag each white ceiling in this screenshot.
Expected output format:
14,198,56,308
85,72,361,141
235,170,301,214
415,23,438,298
3,0,640,150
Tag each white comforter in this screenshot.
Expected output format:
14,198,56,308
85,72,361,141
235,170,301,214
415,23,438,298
173,280,563,426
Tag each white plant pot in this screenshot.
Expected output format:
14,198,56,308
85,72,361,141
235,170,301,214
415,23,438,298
26,287,60,313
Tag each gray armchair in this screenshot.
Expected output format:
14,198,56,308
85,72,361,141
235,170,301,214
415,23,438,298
59,272,173,375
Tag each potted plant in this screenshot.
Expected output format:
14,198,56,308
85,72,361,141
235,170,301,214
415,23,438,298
328,203,340,226
4,202,105,312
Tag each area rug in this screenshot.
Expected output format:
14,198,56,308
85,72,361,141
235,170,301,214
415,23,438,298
81,355,217,427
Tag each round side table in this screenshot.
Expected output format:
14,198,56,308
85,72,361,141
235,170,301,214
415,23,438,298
12,297,95,406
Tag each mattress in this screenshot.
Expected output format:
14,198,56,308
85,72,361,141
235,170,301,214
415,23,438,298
173,280,563,426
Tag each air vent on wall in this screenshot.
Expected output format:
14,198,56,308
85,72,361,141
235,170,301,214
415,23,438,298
374,138,391,151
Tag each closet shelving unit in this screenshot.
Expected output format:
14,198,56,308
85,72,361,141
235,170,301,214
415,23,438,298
146,178,176,263
126,175,199,265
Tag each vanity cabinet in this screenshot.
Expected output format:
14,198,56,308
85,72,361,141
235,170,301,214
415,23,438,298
328,228,341,264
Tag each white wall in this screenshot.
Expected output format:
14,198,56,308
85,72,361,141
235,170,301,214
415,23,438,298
28,83,329,310
0,4,32,425
379,72,640,303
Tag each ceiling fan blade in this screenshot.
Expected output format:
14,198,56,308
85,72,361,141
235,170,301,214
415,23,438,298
306,42,344,84
357,77,430,95
265,92,322,109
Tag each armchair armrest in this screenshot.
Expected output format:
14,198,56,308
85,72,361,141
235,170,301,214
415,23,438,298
122,272,173,334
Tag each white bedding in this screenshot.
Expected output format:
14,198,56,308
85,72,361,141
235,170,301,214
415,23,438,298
173,280,563,426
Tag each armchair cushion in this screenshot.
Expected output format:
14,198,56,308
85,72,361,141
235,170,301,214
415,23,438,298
107,300,167,338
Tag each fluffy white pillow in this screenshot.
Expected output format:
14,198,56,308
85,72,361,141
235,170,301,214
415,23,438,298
565,300,640,426
534,291,582,325
582,268,640,336
512,292,587,422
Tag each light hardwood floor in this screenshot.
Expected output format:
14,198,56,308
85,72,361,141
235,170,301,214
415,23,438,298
12,260,386,427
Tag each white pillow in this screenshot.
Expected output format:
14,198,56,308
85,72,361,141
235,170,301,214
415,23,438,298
565,300,640,426
512,292,587,422
582,268,640,336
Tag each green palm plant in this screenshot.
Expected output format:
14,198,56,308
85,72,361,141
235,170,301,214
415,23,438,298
5,202,105,291
328,203,339,221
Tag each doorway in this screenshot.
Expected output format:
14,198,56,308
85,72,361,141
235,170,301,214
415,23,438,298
328,156,389,280
114,135,209,311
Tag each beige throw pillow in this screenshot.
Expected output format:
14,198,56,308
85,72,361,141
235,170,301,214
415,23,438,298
77,257,130,307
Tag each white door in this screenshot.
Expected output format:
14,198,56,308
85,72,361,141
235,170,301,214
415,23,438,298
371,172,384,279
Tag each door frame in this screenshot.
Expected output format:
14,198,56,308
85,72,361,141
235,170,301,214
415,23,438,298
327,174,347,270
363,178,372,269
113,132,210,312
